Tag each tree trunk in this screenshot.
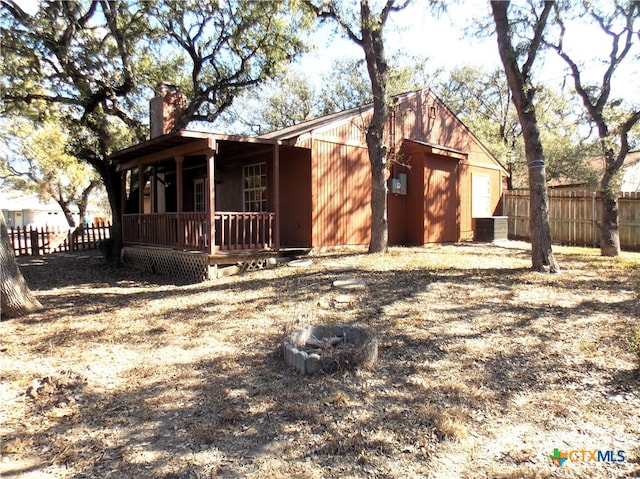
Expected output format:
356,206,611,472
367,129,389,253
57,198,77,228
78,180,98,227
599,171,621,256
361,0,389,254
492,1,559,273
102,166,124,264
0,210,43,319
87,155,123,263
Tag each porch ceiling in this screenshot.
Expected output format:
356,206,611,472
111,130,295,170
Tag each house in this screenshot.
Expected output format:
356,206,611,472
621,152,640,192
0,192,76,229
109,88,507,281
548,151,640,192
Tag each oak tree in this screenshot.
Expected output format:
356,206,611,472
547,1,640,256
305,0,411,254
491,0,559,272
0,210,42,319
1,118,99,227
1,0,310,261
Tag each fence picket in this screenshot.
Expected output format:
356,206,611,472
9,223,111,257
503,190,640,251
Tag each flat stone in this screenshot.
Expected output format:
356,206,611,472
332,278,366,289
288,258,312,267
335,294,356,304
306,353,322,374
325,261,354,273
296,351,308,374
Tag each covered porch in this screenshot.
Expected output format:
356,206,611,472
113,130,299,255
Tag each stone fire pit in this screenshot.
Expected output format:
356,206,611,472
283,325,378,374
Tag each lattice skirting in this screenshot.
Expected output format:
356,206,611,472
122,247,213,283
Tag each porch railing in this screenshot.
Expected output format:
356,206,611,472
122,212,274,252
215,212,275,251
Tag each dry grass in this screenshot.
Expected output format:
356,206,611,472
1,242,639,479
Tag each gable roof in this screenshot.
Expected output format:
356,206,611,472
262,88,508,175
260,103,372,141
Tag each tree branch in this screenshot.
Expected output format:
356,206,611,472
522,1,554,80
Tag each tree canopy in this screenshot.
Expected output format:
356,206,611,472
546,0,640,256
436,65,600,190
1,0,313,260
0,117,99,227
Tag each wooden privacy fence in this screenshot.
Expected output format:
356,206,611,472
503,190,640,251
9,223,111,256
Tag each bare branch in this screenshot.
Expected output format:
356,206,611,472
522,1,554,80
303,0,363,45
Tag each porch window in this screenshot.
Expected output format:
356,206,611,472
194,178,205,212
243,162,267,212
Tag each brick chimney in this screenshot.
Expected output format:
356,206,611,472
149,83,187,138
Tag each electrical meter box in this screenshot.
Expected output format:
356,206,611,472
391,173,407,195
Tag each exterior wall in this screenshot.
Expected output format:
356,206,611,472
4,208,74,228
392,90,505,243
622,159,640,192
392,142,461,245
279,146,312,247
270,88,507,249
311,138,371,247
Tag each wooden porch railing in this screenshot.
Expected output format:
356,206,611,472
123,212,207,251
215,212,275,251
122,212,275,252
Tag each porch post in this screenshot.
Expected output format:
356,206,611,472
120,171,128,242
206,140,216,255
176,155,184,249
273,144,280,250
151,166,157,213
137,163,144,214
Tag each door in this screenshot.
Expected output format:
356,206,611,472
424,156,459,243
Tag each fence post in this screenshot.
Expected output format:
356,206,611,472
30,228,40,256
591,191,597,248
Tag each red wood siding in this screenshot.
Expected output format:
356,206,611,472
279,146,312,247
311,139,370,247
396,143,461,245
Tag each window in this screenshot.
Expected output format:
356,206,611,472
243,162,267,212
194,178,205,212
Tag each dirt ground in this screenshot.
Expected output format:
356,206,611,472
1,242,639,479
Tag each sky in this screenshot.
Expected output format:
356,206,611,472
299,2,502,79
298,1,638,103
11,0,639,104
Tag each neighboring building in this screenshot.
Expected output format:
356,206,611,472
0,193,76,229
621,152,640,192
109,88,507,280
548,151,640,192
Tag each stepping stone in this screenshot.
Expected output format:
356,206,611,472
288,258,312,267
325,261,354,273
332,277,366,289
335,294,356,304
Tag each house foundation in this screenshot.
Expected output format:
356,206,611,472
122,246,213,283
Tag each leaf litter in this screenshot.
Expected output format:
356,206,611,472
0,242,639,478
